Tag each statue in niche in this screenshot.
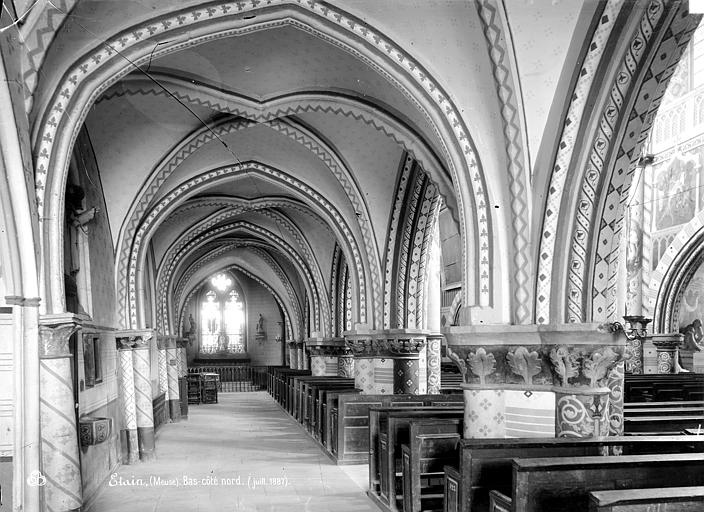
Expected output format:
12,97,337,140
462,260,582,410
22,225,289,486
256,314,265,334
186,313,196,335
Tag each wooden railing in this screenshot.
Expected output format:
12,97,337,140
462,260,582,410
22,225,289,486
188,365,268,392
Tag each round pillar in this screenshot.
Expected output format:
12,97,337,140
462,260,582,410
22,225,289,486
426,334,442,394
555,388,611,438
39,319,83,511
393,358,421,394
652,333,684,374
337,349,354,378
132,337,155,461
166,340,181,421
117,344,139,463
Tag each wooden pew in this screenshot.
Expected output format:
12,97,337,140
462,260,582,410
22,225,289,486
401,417,463,512
373,408,464,511
305,379,356,433
319,388,361,445
367,397,464,492
443,435,704,512
511,453,704,512
588,486,704,511
625,373,704,402
311,384,357,438
328,393,462,465
298,378,354,426
624,400,704,435
488,490,510,512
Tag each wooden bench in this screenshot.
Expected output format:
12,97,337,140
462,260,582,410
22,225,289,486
511,453,704,512
305,379,356,433
294,376,347,423
401,418,463,512
367,396,464,491
442,435,704,512
372,408,464,511
326,392,462,465
588,486,704,511
318,388,361,445
624,400,704,435
625,373,704,402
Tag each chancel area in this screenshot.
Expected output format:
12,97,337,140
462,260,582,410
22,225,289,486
3,0,704,511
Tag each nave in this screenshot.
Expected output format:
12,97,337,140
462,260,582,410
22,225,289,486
88,392,375,512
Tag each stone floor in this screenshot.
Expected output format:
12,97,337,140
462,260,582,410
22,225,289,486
88,392,377,512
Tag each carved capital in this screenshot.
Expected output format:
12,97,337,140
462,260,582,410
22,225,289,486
115,329,155,350
307,338,347,357
345,332,426,358
39,313,83,357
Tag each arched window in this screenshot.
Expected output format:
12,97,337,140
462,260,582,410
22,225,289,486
199,273,246,354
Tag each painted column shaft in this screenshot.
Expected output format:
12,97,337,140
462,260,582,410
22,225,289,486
426,335,442,394
158,348,169,400
39,331,83,512
337,352,354,378
297,343,306,370
393,358,421,394
118,348,139,464
310,355,326,376
132,347,155,461
166,346,181,421
626,164,646,317
289,344,298,369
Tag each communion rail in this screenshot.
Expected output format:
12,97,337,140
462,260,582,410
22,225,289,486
188,365,268,392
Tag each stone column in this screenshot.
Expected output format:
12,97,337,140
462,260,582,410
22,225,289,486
38,314,83,511
337,348,355,378
388,334,426,395
117,339,138,464
345,330,427,394
177,339,188,419
308,346,327,376
127,331,156,461
622,316,650,375
288,341,299,369
157,337,169,402
625,159,648,317
165,337,181,421
297,342,307,370
8,297,42,512
308,338,346,376
426,334,443,394
651,333,684,374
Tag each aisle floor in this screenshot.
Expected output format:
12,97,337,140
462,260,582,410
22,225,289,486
87,392,377,512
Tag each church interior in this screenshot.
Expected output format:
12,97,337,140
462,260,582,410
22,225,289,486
3,0,704,511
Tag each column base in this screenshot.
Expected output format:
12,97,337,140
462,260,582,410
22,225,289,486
120,429,140,464
137,426,156,461
169,400,182,422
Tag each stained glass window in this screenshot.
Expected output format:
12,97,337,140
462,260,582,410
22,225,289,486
199,274,246,354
